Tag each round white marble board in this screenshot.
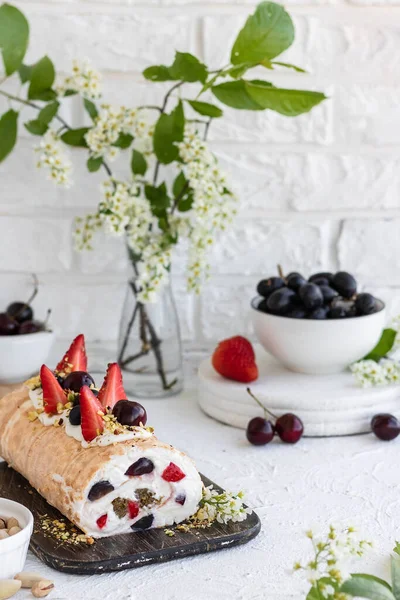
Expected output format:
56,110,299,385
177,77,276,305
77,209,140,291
197,345,400,437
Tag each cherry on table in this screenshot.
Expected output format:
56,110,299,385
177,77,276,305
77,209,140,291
371,414,400,441
275,413,304,444
18,320,45,334
246,417,275,446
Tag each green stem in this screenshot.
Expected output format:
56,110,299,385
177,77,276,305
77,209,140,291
246,387,277,421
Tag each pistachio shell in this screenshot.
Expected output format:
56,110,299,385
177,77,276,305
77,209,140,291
0,530,9,539
14,571,44,588
31,580,54,598
6,517,19,529
0,579,21,600
0,518,6,529
8,526,22,536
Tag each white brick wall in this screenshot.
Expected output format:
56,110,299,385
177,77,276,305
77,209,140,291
1,0,400,348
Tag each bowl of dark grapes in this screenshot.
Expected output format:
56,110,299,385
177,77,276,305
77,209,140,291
0,276,54,383
251,268,386,374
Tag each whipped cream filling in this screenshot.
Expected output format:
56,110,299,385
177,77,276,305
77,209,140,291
29,388,153,448
70,445,203,538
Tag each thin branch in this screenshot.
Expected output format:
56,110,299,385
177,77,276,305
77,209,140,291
0,89,113,179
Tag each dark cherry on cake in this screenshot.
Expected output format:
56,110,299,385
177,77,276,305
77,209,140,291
255,267,381,320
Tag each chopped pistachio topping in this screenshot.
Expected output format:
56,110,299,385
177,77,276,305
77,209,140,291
135,488,162,508
25,375,41,390
112,497,128,519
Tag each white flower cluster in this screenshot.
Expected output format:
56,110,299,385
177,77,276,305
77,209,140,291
35,129,73,187
351,358,400,388
193,485,251,525
390,315,400,351
56,59,102,100
85,105,154,161
294,526,372,600
178,125,237,294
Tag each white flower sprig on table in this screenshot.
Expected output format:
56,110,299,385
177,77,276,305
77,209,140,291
351,315,400,388
294,525,372,599
193,485,251,525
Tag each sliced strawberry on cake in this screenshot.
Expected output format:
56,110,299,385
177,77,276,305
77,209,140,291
212,335,258,383
55,334,87,375
97,363,126,410
41,364,68,414
80,386,105,442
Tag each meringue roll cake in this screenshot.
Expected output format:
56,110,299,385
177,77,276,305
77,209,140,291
0,335,203,538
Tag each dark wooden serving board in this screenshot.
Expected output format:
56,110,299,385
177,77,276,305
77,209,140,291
0,463,261,574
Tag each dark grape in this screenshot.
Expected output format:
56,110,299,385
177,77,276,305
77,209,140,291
275,414,304,443
6,302,33,324
131,514,154,530
0,313,19,335
308,307,327,320
371,414,400,441
246,417,274,446
299,283,323,310
125,458,154,477
257,277,285,299
327,306,347,319
320,285,338,304
175,494,186,505
287,273,307,292
63,371,95,393
69,405,81,426
355,293,378,316
113,400,147,427
331,272,357,298
309,272,333,284
257,298,270,313
266,288,296,315
309,276,330,287
286,308,307,319
88,480,115,501
286,272,302,279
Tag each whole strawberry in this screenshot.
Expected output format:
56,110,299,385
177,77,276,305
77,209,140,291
212,336,258,383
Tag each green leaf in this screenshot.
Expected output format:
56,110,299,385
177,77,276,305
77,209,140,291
173,172,193,212
153,100,184,164
112,132,133,149
24,119,48,135
64,89,78,97
61,127,89,147
18,63,32,84
246,82,327,116
394,543,400,557
363,328,397,362
271,61,307,73
0,4,29,75
131,149,147,176
83,98,98,121
173,171,187,197
212,80,264,110
38,101,59,125
306,587,323,600
143,65,173,82
341,574,395,600
231,2,295,65
0,109,17,162
145,182,171,217
391,556,400,600
187,100,223,118
169,51,208,83
28,56,56,101
87,156,103,172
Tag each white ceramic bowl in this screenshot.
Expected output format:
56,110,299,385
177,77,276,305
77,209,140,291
0,498,33,578
251,298,386,374
0,331,54,384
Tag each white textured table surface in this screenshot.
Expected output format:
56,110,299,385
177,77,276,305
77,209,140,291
5,352,400,600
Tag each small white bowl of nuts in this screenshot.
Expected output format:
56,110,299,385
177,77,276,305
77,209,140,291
0,499,33,579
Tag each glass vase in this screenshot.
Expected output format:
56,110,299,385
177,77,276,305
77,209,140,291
117,276,183,399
